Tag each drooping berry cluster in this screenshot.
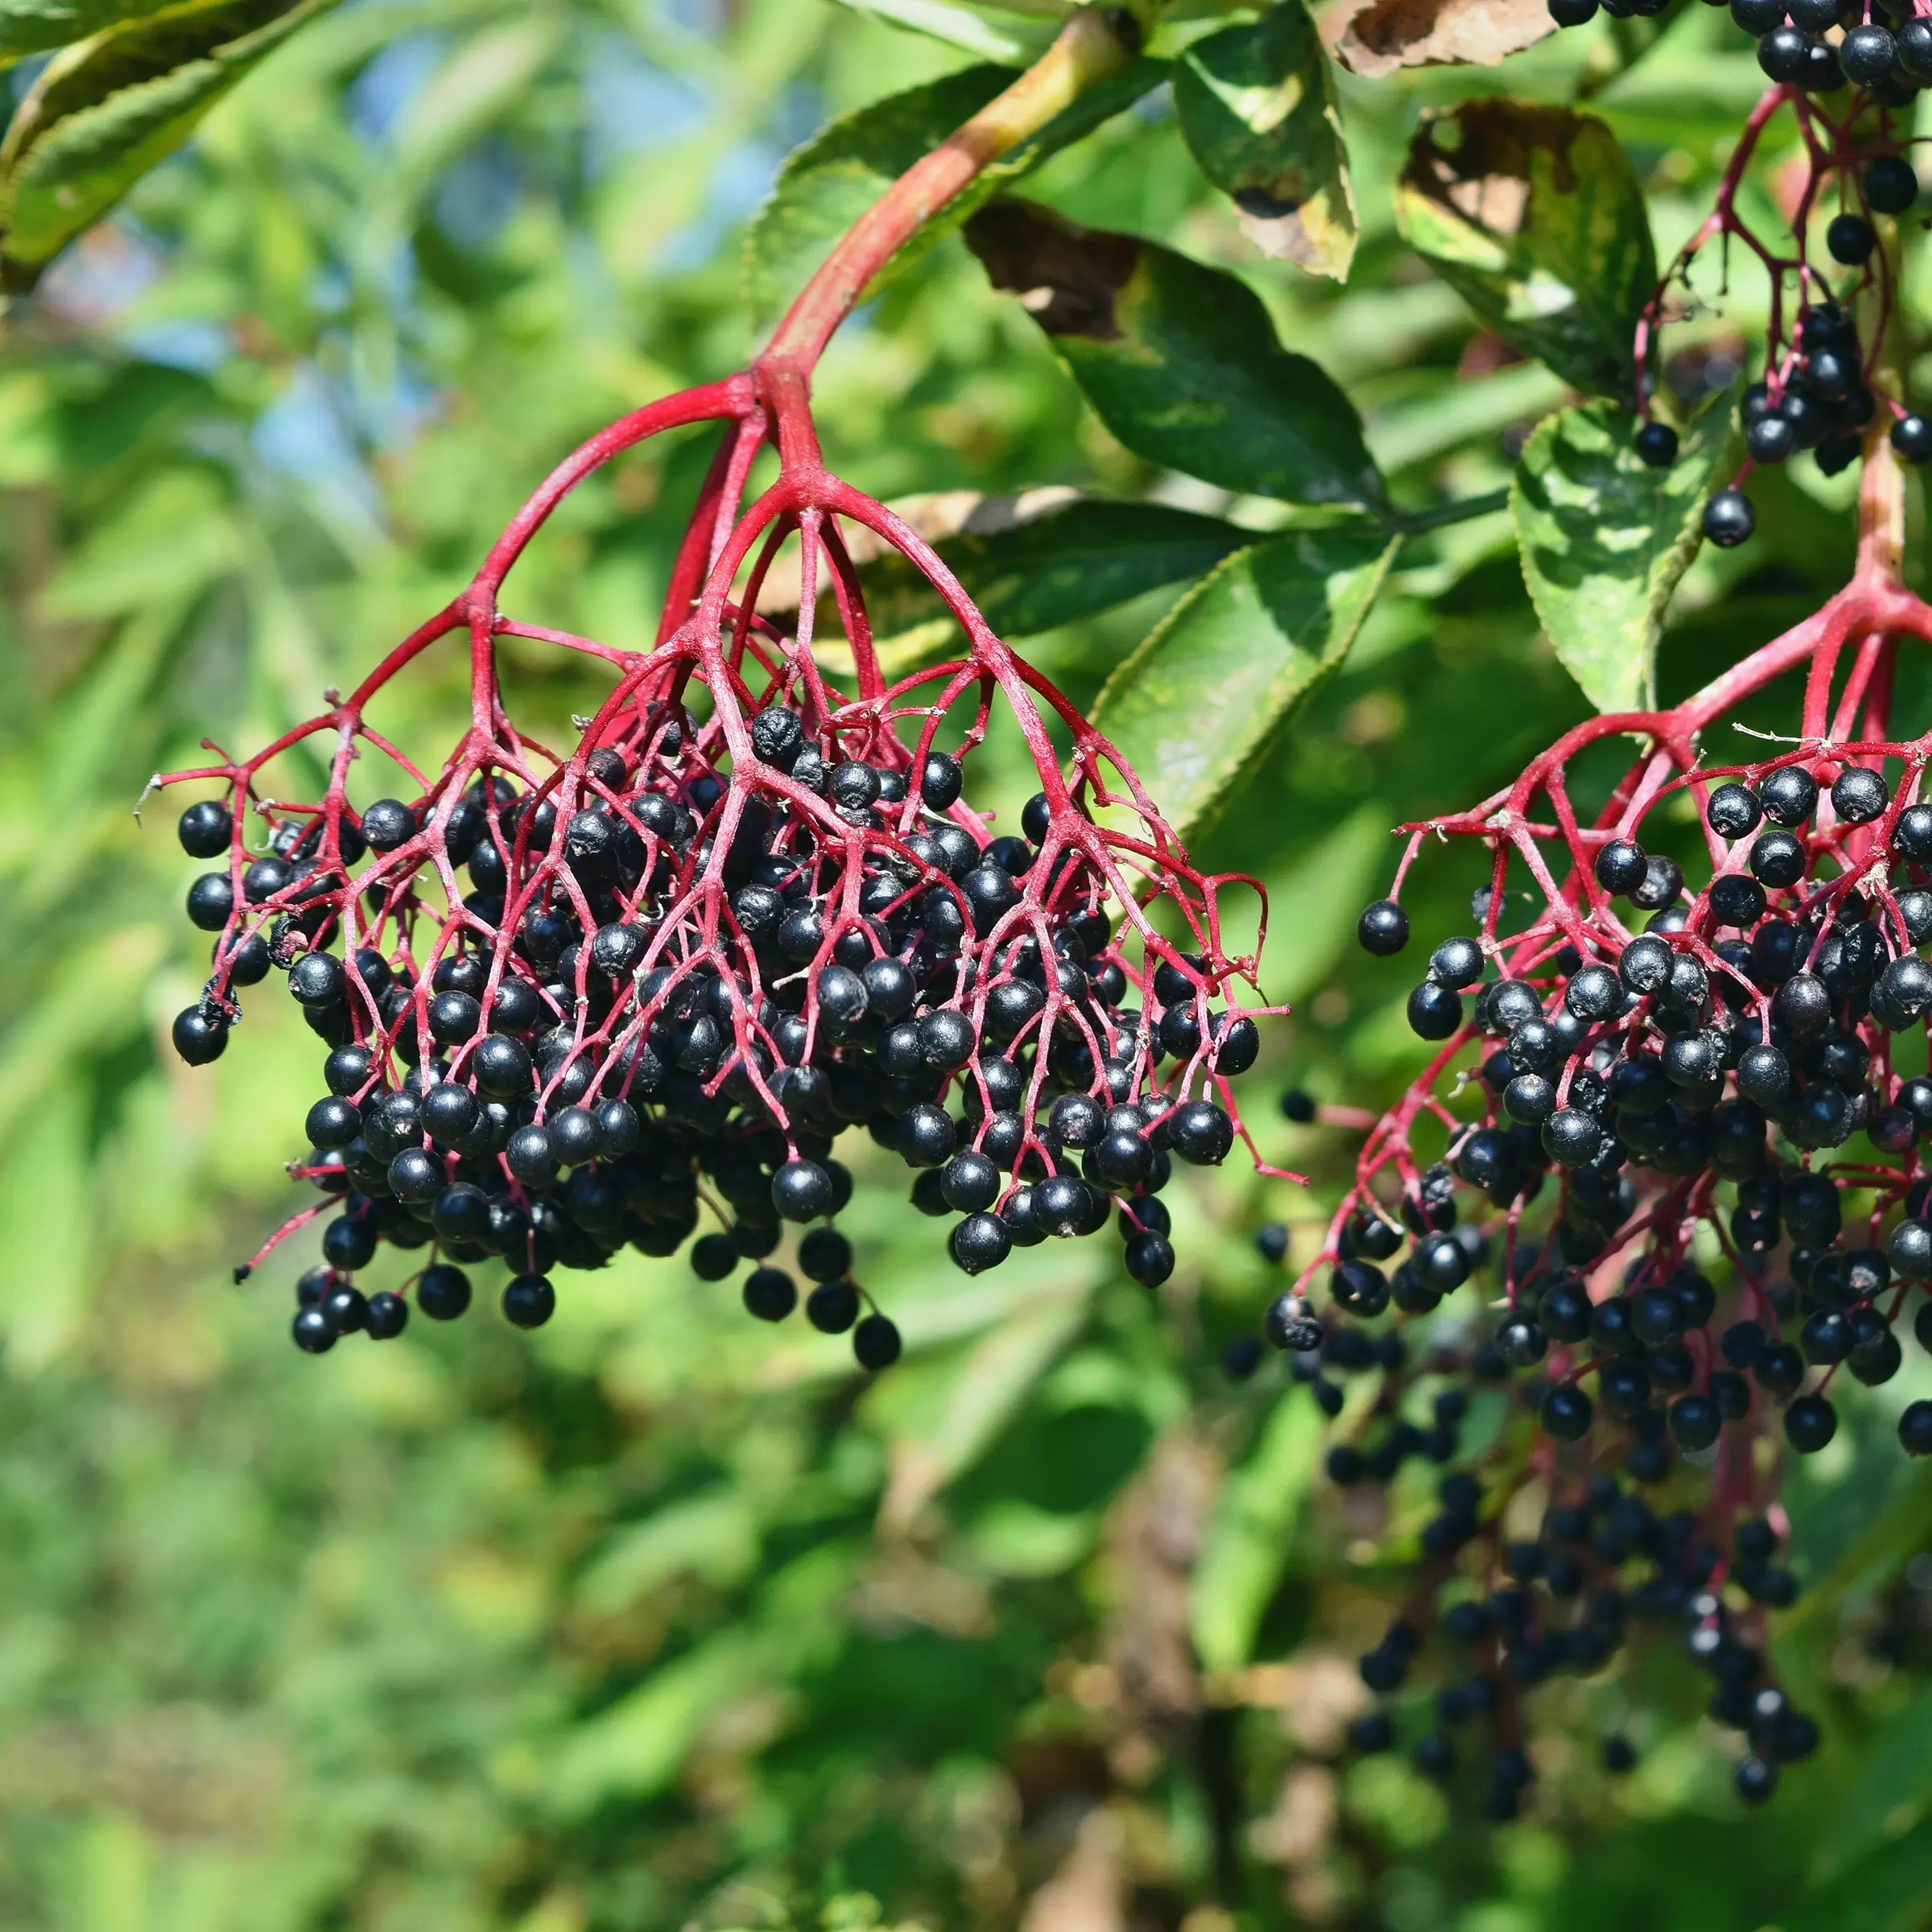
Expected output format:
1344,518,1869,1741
159,363,1272,1364
1596,42,1932,547
1236,531,1932,1803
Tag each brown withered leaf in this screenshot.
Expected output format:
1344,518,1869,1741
964,200,1139,340
1319,0,1554,78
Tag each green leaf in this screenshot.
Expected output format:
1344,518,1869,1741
1393,99,1657,404
1511,390,1739,714
823,0,1051,62
744,56,1166,328
856,496,1252,639
1191,1389,1321,1672
0,1,175,64
1173,0,1356,281
1794,1818,1932,1932
0,0,338,291
967,200,1385,514
1089,524,1397,842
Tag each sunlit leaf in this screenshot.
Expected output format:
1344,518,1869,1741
1174,0,1356,280
0,0,341,289
1512,388,1740,713
1393,99,1656,404
968,199,1385,512
745,56,1165,328
1089,524,1398,841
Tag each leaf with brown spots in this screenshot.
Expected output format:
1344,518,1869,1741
1393,99,1657,404
1319,0,1555,78
1174,1,1357,281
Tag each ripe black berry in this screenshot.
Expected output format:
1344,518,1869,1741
502,1273,556,1329
1633,420,1678,466
417,1264,473,1319
1703,489,1756,547
1866,155,1919,215
177,799,232,857
1782,1393,1837,1453
1827,213,1875,265
743,1266,798,1321
1357,899,1410,956
1893,415,1932,465
852,1312,902,1369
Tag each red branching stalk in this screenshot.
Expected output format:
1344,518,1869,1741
159,8,1279,1280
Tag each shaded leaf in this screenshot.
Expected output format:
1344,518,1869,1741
744,56,1166,328
1323,0,1555,77
0,0,340,290
853,494,1253,639
1089,524,1397,841
0,1,175,64
1793,1818,1932,1932
967,199,1385,514
1174,0,1356,280
1191,1389,1321,1672
1393,99,1656,403
874,1276,1093,1534
1512,390,1738,713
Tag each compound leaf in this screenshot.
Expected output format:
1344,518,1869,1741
1512,390,1739,714
968,199,1385,514
1089,523,1397,843
1393,99,1656,404
1174,0,1356,280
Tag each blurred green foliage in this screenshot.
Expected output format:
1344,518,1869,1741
2,2,1932,1927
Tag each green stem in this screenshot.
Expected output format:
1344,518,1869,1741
1389,487,1513,536
758,5,1135,375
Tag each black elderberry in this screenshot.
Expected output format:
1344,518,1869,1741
323,1282,370,1335
1757,23,1811,78
502,1272,556,1329
772,1159,834,1220
365,1290,408,1340
1357,899,1410,956
176,799,232,857
1900,1402,1932,1455
1827,213,1875,264
1265,1292,1321,1352
1255,1222,1290,1263
293,1307,336,1354
360,799,415,852
743,1266,798,1321
1783,1393,1837,1453
1542,1384,1594,1439
1633,420,1678,467
1596,839,1649,896
691,1233,738,1282
852,1312,901,1370
1830,766,1890,825
1840,21,1897,82
1407,981,1462,1039
186,872,236,931
1893,415,1932,465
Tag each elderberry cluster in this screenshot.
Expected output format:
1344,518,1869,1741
1347,1468,1819,1812
1641,299,1932,555
167,696,1261,1363
1549,0,1932,101
1242,745,1932,1806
